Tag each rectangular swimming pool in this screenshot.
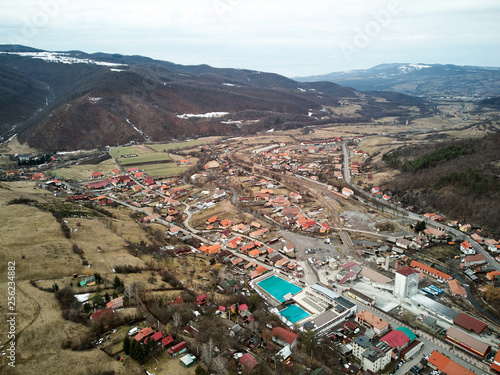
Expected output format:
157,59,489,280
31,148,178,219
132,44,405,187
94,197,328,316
257,275,303,303
280,304,310,323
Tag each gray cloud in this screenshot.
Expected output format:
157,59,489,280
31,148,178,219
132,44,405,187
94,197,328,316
1,0,499,76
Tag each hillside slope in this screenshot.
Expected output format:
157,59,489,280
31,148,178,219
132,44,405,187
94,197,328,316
0,46,431,150
380,134,500,234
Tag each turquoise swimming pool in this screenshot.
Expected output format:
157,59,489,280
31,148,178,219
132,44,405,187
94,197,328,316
257,275,303,303
280,304,310,323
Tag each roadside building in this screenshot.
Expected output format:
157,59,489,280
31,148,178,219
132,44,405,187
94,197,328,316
355,310,390,335
394,266,420,301
453,313,488,334
446,326,491,358
491,350,500,372
427,350,476,375
409,260,451,281
271,327,299,349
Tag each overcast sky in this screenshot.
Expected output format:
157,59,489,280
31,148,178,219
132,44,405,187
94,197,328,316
2,0,499,77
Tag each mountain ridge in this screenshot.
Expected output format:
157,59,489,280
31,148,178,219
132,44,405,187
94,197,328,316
295,63,500,99
0,45,431,151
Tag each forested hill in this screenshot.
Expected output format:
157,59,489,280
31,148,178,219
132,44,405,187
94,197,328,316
381,134,500,234
0,45,431,151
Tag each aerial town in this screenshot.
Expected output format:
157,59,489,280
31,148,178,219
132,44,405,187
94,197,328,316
1,123,499,375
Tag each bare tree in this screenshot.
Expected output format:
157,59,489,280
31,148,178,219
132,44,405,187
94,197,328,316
201,337,215,370
212,355,227,375
172,312,183,336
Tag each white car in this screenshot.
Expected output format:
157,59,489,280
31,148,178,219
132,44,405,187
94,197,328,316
127,327,139,336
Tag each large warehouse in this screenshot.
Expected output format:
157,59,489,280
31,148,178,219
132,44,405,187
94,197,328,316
446,327,491,358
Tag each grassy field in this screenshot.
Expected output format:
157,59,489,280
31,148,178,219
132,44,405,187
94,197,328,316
148,137,220,152
132,163,190,177
110,146,142,157
119,153,172,165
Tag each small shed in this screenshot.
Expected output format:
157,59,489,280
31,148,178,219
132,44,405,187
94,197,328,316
180,353,197,368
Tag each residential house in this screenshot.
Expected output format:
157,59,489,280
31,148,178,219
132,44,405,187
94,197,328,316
134,327,154,342
342,187,354,197
106,297,123,310
239,353,258,372
460,241,475,255
355,310,390,335
271,327,299,349
195,294,207,306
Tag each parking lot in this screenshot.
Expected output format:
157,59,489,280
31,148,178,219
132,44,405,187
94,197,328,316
278,230,342,261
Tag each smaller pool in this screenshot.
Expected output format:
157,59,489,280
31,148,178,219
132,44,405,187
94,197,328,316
280,304,310,323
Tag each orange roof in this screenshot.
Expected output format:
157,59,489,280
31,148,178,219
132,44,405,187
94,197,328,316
492,350,500,372
220,219,232,227
428,350,475,375
248,249,261,257
208,216,218,224
487,270,500,280
241,243,255,252
448,279,467,296
461,240,472,248
255,265,268,274
250,221,261,228
199,244,221,254
134,327,154,342
356,310,390,331
410,260,451,280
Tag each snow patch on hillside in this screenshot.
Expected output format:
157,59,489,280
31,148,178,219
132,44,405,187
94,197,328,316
176,112,229,119
399,64,432,73
126,118,150,141
0,51,127,67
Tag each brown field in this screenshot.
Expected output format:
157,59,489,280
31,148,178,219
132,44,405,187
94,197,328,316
0,135,36,155
190,199,257,229
142,350,196,375
0,205,80,281
52,157,120,181
0,279,143,375
65,217,147,274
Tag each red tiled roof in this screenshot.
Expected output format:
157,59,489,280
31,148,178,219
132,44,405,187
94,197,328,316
272,327,299,345
161,335,174,347
151,331,163,342
428,350,475,375
396,266,419,276
91,309,113,321
409,260,451,280
380,330,410,348
453,313,488,334
239,353,258,370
